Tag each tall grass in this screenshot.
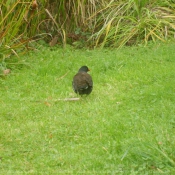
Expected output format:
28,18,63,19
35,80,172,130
0,0,175,57
0,0,39,60
90,0,175,48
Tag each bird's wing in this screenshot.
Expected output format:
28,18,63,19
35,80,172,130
85,73,93,87
73,72,93,89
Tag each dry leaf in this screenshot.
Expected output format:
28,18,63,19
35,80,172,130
3,69,11,75
49,36,58,47
44,101,51,107
32,0,38,10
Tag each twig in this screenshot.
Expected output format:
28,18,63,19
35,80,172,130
56,71,69,81
55,98,80,101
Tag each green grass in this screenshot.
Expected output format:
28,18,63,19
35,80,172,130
0,42,175,174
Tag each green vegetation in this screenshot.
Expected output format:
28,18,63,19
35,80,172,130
1,0,175,59
1,0,175,173
0,42,175,174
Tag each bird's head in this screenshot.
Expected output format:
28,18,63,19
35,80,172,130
78,66,90,73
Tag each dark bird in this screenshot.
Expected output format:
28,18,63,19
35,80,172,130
72,66,93,95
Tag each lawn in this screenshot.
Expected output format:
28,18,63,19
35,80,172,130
0,42,175,174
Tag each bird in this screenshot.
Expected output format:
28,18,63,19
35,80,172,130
72,66,93,95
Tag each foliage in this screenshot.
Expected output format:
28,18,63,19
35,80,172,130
39,0,175,48
90,0,175,48
0,0,38,59
0,0,175,57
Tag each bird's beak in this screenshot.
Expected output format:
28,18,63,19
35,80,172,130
88,68,90,71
